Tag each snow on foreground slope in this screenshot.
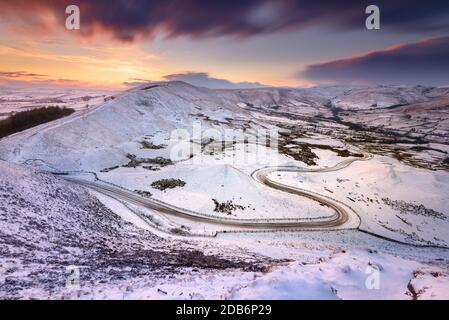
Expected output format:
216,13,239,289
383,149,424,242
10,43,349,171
0,160,269,299
1,160,449,299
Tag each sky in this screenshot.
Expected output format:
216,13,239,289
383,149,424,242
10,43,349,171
0,0,448,89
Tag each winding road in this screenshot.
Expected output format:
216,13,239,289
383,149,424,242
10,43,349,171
65,151,371,233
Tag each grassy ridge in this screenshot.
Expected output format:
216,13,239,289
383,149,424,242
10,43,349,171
0,106,75,139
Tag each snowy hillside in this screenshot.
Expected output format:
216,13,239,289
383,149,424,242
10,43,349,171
1,160,448,300
0,160,266,299
0,82,260,171
1,81,448,171
330,85,436,110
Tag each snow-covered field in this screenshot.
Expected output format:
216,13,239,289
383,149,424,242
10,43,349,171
100,164,335,220
1,82,449,299
269,155,449,247
0,86,114,120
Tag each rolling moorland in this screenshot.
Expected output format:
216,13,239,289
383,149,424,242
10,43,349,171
0,82,448,299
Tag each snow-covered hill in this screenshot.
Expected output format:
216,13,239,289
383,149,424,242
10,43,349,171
0,82,273,171
1,81,448,172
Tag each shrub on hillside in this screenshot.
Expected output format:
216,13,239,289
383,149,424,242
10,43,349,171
150,179,186,191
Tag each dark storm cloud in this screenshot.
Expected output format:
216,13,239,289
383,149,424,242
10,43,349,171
300,36,449,86
1,0,448,41
163,72,267,89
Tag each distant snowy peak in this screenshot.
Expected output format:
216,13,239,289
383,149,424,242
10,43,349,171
328,85,438,110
